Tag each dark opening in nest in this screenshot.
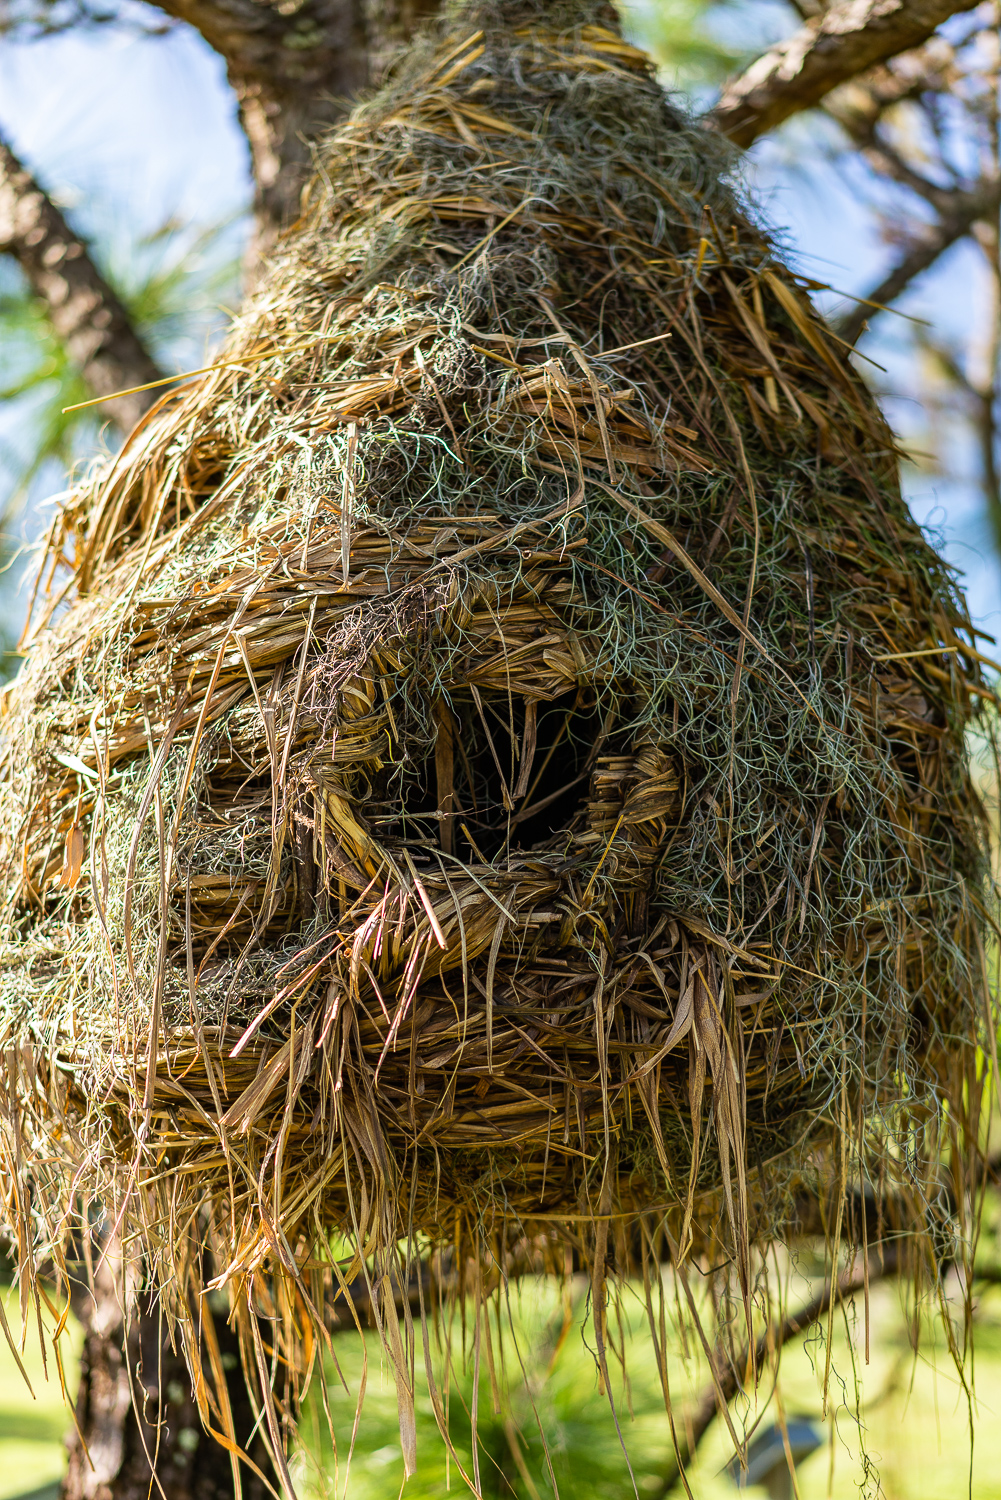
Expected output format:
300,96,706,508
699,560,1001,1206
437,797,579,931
403,689,612,858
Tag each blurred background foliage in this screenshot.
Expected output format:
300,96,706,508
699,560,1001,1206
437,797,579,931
288,1272,1001,1500
0,207,240,502
9,1265,1001,1499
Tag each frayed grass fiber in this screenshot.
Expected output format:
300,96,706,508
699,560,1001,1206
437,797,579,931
0,0,996,1487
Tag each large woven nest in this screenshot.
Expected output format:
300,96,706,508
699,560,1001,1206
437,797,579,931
0,0,994,1477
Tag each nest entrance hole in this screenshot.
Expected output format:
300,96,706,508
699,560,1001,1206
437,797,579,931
386,689,608,860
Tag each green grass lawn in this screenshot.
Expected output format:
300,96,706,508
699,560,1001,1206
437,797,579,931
0,1286,79,1500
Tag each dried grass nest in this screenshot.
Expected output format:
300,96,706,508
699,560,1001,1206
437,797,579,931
0,0,995,1476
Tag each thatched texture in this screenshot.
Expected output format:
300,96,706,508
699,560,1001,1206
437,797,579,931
0,0,994,1479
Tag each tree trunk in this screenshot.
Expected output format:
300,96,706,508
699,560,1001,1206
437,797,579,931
63,1239,275,1500
153,0,441,255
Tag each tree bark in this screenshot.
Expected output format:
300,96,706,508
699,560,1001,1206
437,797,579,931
710,0,981,148
0,133,162,431
149,0,440,253
63,1239,276,1500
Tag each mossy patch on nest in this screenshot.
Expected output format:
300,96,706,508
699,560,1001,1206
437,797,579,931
0,0,995,1482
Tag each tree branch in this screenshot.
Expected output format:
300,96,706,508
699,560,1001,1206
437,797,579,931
836,184,999,344
860,137,971,215
709,0,981,148
0,133,162,432
654,1245,901,1498
822,37,954,141
822,36,957,150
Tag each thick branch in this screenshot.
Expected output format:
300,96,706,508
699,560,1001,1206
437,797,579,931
0,133,162,432
149,0,438,249
710,0,981,148
837,184,998,344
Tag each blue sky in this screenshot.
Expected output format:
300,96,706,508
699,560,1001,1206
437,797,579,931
0,16,249,245
1,2,996,639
